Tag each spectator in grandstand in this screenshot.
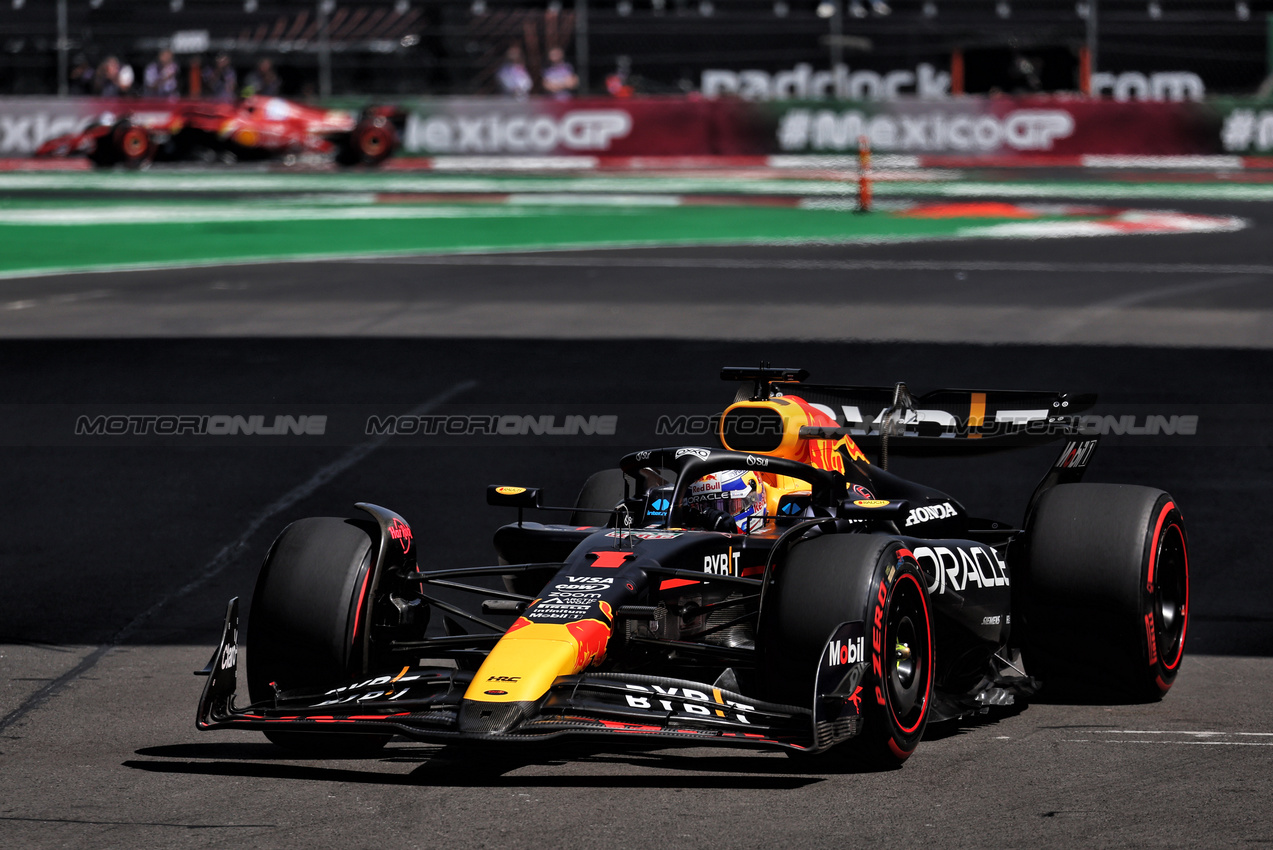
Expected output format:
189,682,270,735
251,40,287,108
496,45,533,99
542,47,578,99
606,55,633,98
69,55,96,95
92,56,134,97
203,53,238,101
143,49,181,99
1008,53,1043,93
242,58,281,97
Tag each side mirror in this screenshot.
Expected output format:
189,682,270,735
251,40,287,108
486,485,543,509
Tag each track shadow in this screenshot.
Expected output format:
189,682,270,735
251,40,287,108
1023,677,1169,707
127,740,833,787
137,742,375,761
122,759,826,789
921,702,1030,742
410,742,892,779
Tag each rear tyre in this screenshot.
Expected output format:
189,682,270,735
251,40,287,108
340,117,395,166
1022,484,1188,702
247,517,392,754
760,534,933,768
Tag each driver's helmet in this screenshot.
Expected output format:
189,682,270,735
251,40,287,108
682,469,768,532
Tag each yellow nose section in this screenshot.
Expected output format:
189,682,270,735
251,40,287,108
464,616,612,704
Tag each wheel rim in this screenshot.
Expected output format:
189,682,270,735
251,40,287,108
885,572,930,734
122,129,147,157
1153,522,1188,670
359,128,388,157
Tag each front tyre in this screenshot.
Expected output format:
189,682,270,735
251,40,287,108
111,121,154,168
856,567,932,763
1022,484,1189,701
247,517,392,754
760,534,933,767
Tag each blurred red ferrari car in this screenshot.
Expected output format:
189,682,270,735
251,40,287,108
35,96,401,167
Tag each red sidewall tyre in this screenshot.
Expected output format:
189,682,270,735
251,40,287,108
866,567,934,762
112,123,154,166
1023,483,1189,701
358,125,391,160
760,533,933,768
344,118,395,166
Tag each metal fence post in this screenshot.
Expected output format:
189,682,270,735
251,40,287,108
57,0,69,97
318,0,333,98
575,0,589,95
1087,0,1099,84
829,1,843,70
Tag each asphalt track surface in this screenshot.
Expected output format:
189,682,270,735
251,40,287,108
2,198,1273,848
2,198,1272,346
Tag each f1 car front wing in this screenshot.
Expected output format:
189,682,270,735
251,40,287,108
197,599,830,751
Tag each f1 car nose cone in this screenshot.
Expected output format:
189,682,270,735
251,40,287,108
457,700,537,735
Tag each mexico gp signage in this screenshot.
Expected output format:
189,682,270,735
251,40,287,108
405,109,632,153
392,96,1218,159
395,97,739,156
766,97,1221,156
775,107,1075,152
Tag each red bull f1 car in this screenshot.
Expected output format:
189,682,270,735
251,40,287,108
196,366,1189,766
35,96,400,168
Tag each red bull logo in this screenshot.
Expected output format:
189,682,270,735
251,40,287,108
786,395,867,469
567,613,613,670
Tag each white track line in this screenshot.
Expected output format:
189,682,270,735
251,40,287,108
0,205,575,226
5,171,1273,200
4,289,112,311
1067,740,1273,746
359,256,1273,276
1067,729,1273,746
1096,730,1273,736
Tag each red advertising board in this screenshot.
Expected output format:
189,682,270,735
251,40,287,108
0,94,1252,162
387,95,1233,159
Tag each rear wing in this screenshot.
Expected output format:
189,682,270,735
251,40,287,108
722,366,1095,456
789,383,1095,454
